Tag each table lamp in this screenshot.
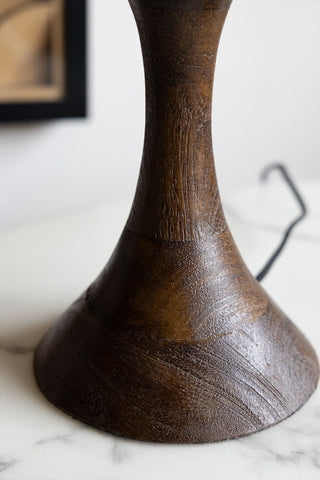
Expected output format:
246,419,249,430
34,0,319,443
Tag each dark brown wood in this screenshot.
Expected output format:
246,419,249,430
34,0,319,443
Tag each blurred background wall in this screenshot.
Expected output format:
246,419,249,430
0,0,319,231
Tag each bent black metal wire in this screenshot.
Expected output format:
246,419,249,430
256,163,307,282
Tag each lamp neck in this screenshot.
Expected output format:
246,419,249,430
127,0,232,241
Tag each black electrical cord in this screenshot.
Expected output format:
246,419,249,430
256,163,307,282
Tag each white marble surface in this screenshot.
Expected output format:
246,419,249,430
0,180,319,479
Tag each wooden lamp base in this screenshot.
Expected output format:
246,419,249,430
34,0,319,443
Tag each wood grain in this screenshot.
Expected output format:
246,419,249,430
127,0,230,241
34,0,319,443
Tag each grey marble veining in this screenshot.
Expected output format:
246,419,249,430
0,459,18,474
0,343,35,355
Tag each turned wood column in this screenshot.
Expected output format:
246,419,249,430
127,0,231,241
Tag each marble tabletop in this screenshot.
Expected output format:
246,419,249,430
0,180,319,479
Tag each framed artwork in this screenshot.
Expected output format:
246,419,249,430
0,0,86,121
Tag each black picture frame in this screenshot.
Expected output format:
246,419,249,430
0,0,87,122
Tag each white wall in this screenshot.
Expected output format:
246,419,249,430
0,0,319,231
